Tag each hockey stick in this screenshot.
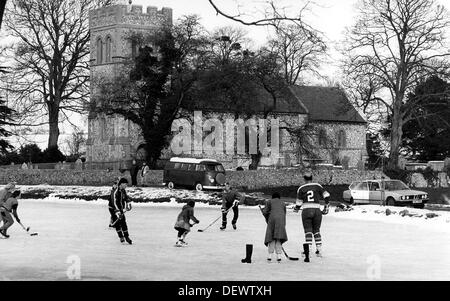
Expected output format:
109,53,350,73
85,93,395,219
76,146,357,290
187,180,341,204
198,208,230,232
18,222,38,236
110,206,131,227
258,205,299,261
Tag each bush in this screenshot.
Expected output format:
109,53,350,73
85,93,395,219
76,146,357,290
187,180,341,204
383,168,411,184
416,166,439,187
41,147,66,163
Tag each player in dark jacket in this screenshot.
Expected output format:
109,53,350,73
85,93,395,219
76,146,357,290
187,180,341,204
111,178,133,244
0,190,21,238
294,171,330,258
108,178,120,228
220,183,245,230
174,200,199,247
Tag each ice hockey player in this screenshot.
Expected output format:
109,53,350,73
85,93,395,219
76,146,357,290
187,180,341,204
0,182,16,207
111,178,133,245
108,178,119,228
0,190,22,238
220,182,245,230
174,200,199,247
294,171,330,261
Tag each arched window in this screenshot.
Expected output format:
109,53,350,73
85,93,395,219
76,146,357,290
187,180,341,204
337,130,347,148
105,36,112,62
131,40,138,58
96,37,103,64
318,128,327,146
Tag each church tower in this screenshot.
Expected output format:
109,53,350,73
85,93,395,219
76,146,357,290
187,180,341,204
86,2,172,167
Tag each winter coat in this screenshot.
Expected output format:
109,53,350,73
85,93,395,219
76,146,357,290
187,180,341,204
263,198,288,246
0,188,12,207
174,205,199,231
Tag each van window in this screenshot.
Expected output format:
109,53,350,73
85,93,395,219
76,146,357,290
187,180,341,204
187,164,196,171
166,162,175,169
196,164,206,171
180,163,189,170
174,163,181,169
205,164,225,172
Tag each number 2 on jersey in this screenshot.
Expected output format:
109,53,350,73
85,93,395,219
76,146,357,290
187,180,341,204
307,190,314,202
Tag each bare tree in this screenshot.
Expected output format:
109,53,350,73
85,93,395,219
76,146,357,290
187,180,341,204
207,0,315,29
65,126,86,157
3,0,114,151
267,22,327,85
209,26,249,66
342,0,450,169
0,0,6,28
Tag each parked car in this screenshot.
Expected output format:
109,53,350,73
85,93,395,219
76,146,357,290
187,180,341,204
163,157,226,191
342,179,428,208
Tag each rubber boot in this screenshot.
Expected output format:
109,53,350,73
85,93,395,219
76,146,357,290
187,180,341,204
303,243,310,262
241,244,253,263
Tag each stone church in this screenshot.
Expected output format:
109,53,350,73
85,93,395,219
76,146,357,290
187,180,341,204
86,3,367,170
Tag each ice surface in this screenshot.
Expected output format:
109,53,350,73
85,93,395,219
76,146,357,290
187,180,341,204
1,197,449,281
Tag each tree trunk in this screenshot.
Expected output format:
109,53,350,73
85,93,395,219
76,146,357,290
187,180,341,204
387,98,403,169
47,103,60,150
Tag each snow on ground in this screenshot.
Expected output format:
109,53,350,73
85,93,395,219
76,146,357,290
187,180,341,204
1,197,449,281
18,184,216,202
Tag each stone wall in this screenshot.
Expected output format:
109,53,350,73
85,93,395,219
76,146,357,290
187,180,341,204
0,168,385,189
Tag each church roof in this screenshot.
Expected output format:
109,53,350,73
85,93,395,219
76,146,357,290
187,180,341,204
289,85,367,124
188,83,366,124
187,84,309,115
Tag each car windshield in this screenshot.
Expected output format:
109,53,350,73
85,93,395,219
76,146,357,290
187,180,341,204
384,180,409,191
205,164,225,172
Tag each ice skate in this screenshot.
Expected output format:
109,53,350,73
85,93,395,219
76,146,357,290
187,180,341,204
125,236,133,245
232,223,237,230
315,245,322,257
220,225,226,231
0,229,9,238
119,237,125,243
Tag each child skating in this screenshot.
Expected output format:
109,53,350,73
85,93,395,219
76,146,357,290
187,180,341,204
174,200,199,247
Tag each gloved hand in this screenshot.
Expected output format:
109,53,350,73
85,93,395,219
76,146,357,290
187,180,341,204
293,205,301,213
116,212,123,219
233,200,239,207
322,204,330,215
221,208,227,213
126,203,132,211
196,220,200,224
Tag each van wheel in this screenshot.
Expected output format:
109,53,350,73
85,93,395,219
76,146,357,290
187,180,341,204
195,183,203,192
386,197,396,206
167,182,175,189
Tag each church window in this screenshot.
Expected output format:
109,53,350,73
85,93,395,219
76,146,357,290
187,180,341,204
105,36,112,62
337,130,347,148
318,128,327,146
96,37,103,64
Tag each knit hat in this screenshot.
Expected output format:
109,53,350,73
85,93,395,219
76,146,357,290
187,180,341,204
118,178,129,185
187,200,195,207
303,171,313,181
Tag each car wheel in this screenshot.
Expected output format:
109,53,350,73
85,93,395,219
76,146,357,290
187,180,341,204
167,182,175,189
195,183,203,192
349,197,355,205
386,197,396,206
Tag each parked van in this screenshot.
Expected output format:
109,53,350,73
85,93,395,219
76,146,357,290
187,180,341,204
163,157,226,191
